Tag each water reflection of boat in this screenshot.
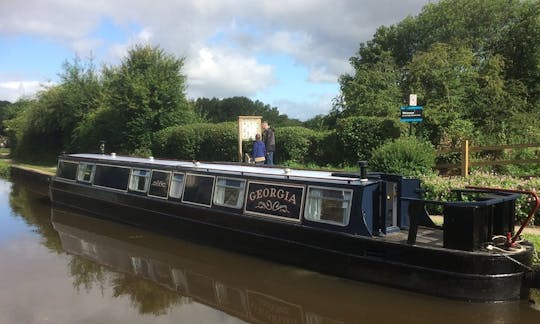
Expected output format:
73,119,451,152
51,207,540,324
50,153,540,301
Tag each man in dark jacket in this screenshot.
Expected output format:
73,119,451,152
262,121,275,165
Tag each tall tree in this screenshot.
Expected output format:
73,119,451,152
5,57,101,161
99,45,196,154
194,96,301,126
338,0,540,146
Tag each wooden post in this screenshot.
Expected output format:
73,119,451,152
461,140,469,177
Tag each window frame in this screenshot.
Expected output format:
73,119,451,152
168,172,186,200
129,168,152,193
181,173,215,207
92,163,131,192
76,162,95,183
147,169,172,199
303,185,353,227
212,176,247,209
56,160,78,181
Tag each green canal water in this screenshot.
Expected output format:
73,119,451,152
0,177,539,324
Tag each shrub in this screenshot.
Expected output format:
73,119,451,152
370,137,436,177
335,116,401,164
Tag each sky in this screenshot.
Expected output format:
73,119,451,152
0,0,431,121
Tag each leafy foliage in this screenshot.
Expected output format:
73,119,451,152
335,116,402,164
0,159,9,178
370,137,436,177
153,122,237,161
421,171,540,224
99,45,197,154
194,96,302,127
6,58,101,162
338,0,540,148
274,127,315,164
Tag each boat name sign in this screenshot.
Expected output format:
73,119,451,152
245,182,304,220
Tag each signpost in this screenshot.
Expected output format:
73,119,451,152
400,106,423,123
400,94,423,136
238,116,262,162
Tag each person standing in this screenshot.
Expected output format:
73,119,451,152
262,121,275,165
252,134,266,165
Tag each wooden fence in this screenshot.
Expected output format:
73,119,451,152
435,140,540,176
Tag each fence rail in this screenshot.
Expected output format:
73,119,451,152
435,140,540,176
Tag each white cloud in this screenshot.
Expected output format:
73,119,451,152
0,0,430,114
107,27,155,63
185,46,275,99
0,81,52,102
0,0,104,39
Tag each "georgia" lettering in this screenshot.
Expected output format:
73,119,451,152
248,188,297,205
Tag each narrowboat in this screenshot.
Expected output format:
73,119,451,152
49,153,540,301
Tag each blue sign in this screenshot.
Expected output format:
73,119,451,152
400,106,423,123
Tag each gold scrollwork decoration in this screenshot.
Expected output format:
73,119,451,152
255,200,290,214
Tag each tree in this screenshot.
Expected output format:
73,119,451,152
98,45,197,154
338,50,402,118
194,96,302,127
337,0,540,147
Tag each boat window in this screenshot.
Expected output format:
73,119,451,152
182,174,214,207
304,187,353,226
213,177,246,209
77,163,95,183
169,173,185,199
57,160,78,180
129,169,151,192
148,170,171,198
93,165,130,190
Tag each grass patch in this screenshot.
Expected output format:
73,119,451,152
16,163,56,174
0,148,9,154
523,233,540,264
524,234,540,251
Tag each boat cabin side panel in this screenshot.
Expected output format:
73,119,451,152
52,155,378,237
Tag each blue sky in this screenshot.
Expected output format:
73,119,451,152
0,0,430,120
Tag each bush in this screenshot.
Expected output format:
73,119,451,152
335,116,401,164
153,122,237,161
370,137,436,177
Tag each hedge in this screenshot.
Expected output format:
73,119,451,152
153,121,408,167
153,123,345,165
153,122,237,161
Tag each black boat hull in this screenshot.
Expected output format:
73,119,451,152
50,180,534,302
